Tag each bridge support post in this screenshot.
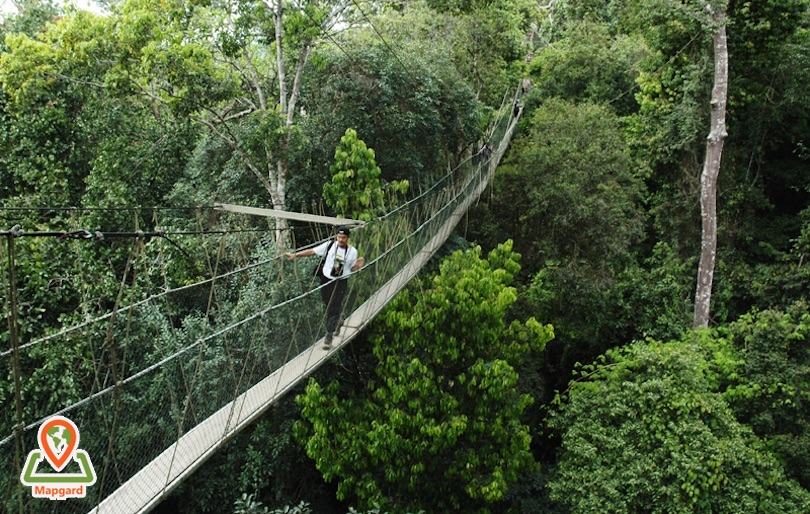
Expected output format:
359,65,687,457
5,230,25,514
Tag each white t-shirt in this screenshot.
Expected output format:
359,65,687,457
314,240,358,280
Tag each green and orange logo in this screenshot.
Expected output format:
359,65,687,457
20,415,96,500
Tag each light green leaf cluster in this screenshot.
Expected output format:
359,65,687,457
296,241,552,513
282,3,327,51
0,11,112,108
107,0,240,115
323,128,408,222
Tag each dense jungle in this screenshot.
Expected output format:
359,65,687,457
1,0,810,512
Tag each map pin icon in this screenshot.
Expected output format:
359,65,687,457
38,416,79,472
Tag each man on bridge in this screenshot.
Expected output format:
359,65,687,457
285,226,364,349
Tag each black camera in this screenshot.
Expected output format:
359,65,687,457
330,256,345,277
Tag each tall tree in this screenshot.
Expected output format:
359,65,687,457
106,0,356,247
693,1,729,328
624,0,808,325
262,0,354,243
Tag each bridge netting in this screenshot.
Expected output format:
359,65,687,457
0,87,521,514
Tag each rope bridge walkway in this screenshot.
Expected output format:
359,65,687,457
0,88,522,514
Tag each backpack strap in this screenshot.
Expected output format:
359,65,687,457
314,240,335,279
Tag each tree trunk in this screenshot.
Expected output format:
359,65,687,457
270,0,291,249
693,5,728,329
241,0,353,250
268,2,351,250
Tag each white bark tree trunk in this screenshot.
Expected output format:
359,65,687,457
693,4,728,329
200,0,354,250
271,0,290,249
266,0,352,250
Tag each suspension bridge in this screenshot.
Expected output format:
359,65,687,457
1,88,522,514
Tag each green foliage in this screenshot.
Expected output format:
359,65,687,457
726,0,808,111
548,338,810,513
444,0,532,106
369,0,530,107
1,11,117,107
723,302,810,488
295,241,552,513
0,7,201,215
300,41,481,194
478,97,646,275
470,96,648,411
623,0,810,292
234,497,313,514
738,216,810,311
528,20,649,115
169,107,305,209
232,497,424,514
109,0,240,115
230,391,338,509
83,108,199,212
425,0,496,15
713,2,810,288
614,242,695,342
0,0,62,47
0,12,112,206
168,129,267,208
323,128,408,222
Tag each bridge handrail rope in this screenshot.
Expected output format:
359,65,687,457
2,84,515,361
0,85,522,514
2,106,513,362
0,234,337,360
0,158,486,430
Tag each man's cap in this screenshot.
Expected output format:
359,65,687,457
336,226,351,236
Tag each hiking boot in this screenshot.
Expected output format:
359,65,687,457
334,318,344,335
323,332,333,350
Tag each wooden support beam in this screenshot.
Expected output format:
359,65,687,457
213,203,364,227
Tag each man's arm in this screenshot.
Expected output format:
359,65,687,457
350,256,365,272
285,248,316,260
